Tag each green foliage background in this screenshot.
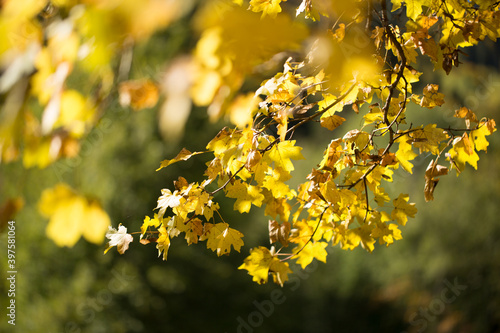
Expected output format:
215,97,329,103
1,7,500,333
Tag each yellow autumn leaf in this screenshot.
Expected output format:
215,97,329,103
262,167,292,199
391,194,417,226
395,134,418,173
157,225,170,261
269,257,292,286
239,246,292,286
404,0,431,21
447,133,480,172
372,222,403,246
294,241,328,269
267,140,305,173
319,180,340,204
104,224,134,254
38,183,111,247
203,222,244,256
238,246,274,284
269,220,291,246
155,189,183,219
343,129,370,151
410,124,448,154
420,84,445,108
423,160,449,202
156,148,204,171
184,218,203,245
320,114,346,131
141,215,161,236
350,224,376,252
22,137,54,169
454,107,478,129
470,120,496,152
84,201,113,244
226,180,265,213
249,0,287,18
318,139,343,171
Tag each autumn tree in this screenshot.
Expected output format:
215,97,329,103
1,0,497,286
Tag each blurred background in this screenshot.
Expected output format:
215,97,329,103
1,1,500,332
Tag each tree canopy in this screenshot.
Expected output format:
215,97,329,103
1,0,497,286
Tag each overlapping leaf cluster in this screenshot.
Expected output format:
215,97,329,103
2,1,497,285
0,0,179,168
1,0,182,244
134,0,497,286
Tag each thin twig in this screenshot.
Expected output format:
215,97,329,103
280,206,329,262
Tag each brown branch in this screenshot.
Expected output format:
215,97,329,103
362,177,370,223
284,82,357,137
208,164,246,196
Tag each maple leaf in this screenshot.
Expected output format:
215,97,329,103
447,133,480,172
156,148,204,171
262,168,292,199
269,258,292,286
341,229,362,251
157,225,171,261
104,224,133,255
391,194,417,225
352,224,376,252
424,160,449,202
319,180,341,204
156,189,183,219
206,127,233,155
269,220,291,246
343,129,370,151
249,0,287,18
320,114,346,131
420,84,445,108
470,120,496,152
141,215,161,237
245,149,263,171
395,134,418,173
267,140,305,173
165,215,187,238
239,246,292,286
184,218,204,245
372,222,402,246
238,246,274,284
410,124,448,154
294,241,328,269
264,196,292,222
404,0,431,21
454,107,478,129
226,179,265,213
202,222,244,256
318,139,343,171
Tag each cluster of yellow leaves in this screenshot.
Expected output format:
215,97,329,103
238,246,292,286
447,119,497,172
137,174,247,261
0,0,495,283
392,0,500,73
189,2,308,120
139,0,498,283
0,0,177,168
